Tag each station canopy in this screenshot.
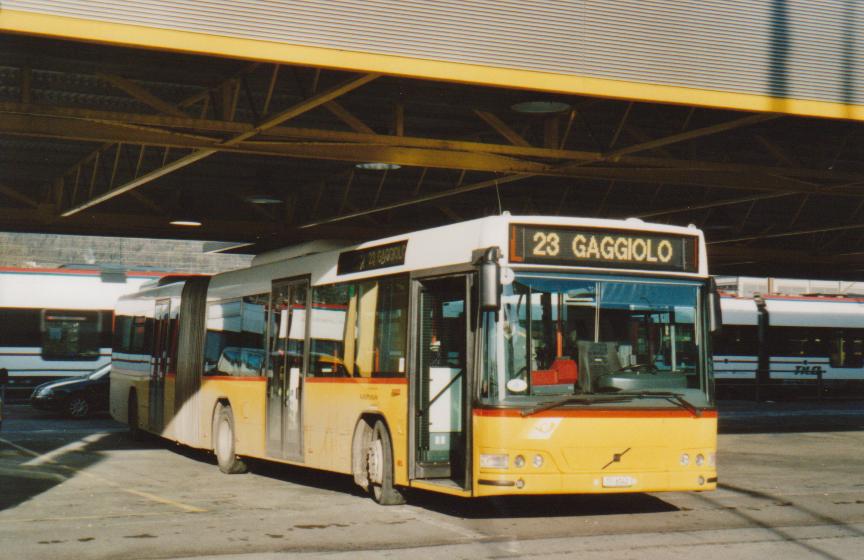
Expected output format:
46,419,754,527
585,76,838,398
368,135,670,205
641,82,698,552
1,1,864,277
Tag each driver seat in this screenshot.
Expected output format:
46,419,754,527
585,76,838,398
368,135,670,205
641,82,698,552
576,340,622,393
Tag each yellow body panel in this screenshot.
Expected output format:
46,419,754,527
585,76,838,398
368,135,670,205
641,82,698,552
196,378,268,456
472,412,717,496
3,9,864,121
302,380,408,485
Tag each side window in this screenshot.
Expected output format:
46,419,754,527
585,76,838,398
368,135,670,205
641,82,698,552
372,277,408,377
309,284,351,376
770,327,831,357
41,309,101,361
308,276,408,378
204,296,268,377
713,325,758,356
830,329,864,368
113,315,133,353
129,316,151,354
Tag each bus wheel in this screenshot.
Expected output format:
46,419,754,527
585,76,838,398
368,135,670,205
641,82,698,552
214,405,247,474
367,420,405,505
128,392,144,441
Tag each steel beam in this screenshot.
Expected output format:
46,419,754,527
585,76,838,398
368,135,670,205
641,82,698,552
59,73,380,217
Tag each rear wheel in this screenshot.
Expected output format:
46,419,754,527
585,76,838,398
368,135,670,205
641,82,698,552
367,420,405,505
214,404,247,474
65,394,91,419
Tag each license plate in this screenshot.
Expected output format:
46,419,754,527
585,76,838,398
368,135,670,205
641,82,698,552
602,475,636,488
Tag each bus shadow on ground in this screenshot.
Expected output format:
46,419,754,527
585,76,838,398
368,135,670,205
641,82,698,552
407,491,678,519
0,430,157,512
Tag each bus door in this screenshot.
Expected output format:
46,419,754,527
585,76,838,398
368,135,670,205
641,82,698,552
413,275,472,488
149,299,172,433
266,278,309,461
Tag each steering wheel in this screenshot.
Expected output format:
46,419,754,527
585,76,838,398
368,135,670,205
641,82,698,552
612,363,652,374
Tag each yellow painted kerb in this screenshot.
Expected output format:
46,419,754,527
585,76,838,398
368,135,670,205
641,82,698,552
3,9,864,122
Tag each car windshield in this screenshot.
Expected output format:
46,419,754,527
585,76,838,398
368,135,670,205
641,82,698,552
479,273,711,409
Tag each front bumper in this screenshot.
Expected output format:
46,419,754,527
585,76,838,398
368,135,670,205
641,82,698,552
475,469,717,496
30,394,62,412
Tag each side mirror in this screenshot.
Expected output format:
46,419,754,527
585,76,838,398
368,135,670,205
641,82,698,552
477,247,501,312
708,278,722,334
0,368,8,386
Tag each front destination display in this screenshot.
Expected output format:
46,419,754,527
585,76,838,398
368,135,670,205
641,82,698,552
510,224,699,273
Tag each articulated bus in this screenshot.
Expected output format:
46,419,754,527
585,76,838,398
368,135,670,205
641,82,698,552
0,267,163,401
110,215,720,504
715,293,864,399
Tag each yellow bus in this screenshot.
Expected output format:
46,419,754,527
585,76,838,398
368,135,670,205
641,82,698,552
110,215,720,504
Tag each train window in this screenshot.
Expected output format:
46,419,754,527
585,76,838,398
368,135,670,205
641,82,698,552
769,327,831,357
829,330,864,368
41,309,101,361
0,309,41,347
204,295,268,377
713,326,758,356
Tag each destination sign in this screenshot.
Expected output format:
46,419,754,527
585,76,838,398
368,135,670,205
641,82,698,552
337,240,407,275
509,225,698,273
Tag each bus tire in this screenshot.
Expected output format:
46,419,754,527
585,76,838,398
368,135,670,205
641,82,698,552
367,420,405,505
214,404,247,474
128,392,144,441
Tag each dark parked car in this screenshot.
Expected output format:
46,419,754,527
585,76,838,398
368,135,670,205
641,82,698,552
30,365,110,418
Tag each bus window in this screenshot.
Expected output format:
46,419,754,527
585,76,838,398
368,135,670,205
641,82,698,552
204,295,268,377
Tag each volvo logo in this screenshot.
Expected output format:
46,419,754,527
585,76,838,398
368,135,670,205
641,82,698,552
602,447,631,470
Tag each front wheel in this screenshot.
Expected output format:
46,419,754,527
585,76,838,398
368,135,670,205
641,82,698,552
214,405,247,474
367,420,405,505
65,394,91,419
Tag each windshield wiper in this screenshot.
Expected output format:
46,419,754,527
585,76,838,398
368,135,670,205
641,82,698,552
520,395,630,417
616,391,702,417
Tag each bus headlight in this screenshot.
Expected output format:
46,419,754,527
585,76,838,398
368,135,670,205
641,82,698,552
680,453,690,466
708,452,717,467
513,455,526,468
695,453,705,467
533,454,544,468
480,454,508,469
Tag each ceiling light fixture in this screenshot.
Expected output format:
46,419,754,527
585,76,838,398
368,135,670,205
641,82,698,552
510,100,572,114
355,162,401,171
246,194,283,204
169,219,202,227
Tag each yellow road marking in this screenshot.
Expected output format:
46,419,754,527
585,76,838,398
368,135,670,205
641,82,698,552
0,437,206,513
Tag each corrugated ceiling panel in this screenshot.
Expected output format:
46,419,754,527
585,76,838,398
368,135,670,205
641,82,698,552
4,0,863,105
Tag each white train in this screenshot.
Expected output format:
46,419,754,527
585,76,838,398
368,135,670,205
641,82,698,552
0,267,164,400
714,293,864,399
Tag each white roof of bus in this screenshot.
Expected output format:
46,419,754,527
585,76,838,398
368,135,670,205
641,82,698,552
720,297,759,325
206,215,707,300
765,297,864,328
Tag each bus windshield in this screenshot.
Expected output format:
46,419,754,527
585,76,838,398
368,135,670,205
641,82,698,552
480,273,712,409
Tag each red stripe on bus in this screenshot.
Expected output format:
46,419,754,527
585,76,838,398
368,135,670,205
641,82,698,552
305,377,408,384
202,376,267,382
474,408,718,419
